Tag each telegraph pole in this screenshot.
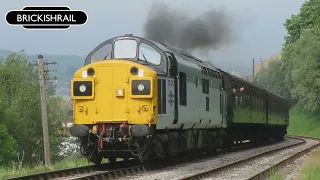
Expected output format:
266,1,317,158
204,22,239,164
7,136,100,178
37,54,57,167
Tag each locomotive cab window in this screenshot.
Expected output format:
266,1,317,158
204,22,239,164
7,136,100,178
114,39,137,59
90,43,112,63
139,43,161,65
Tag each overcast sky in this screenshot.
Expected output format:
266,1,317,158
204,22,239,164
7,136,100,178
0,0,305,67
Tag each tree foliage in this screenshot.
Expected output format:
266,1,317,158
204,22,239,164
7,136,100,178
284,0,320,45
0,51,67,165
253,60,289,99
0,109,17,165
254,0,320,111
288,30,320,111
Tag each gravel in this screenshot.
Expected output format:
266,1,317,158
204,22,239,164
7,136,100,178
282,146,320,180
210,138,319,180
116,138,304,180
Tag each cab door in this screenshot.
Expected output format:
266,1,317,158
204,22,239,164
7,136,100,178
166,52,178,122
156,52,179,129
157,77,175,129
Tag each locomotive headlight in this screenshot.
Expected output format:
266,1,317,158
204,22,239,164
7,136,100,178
138,84,145,91
79,84,86,92
72,80,93,98
131,80,151,96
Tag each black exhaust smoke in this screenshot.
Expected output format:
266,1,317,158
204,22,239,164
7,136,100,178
143,2,234,52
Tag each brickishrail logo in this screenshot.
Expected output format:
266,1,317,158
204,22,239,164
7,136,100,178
6,6,87,30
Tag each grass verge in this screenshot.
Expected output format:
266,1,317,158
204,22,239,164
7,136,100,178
0,155,94,179
298,149,320,179
287,105,320,138
286,105,320,179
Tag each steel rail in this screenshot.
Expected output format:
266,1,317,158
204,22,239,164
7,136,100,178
247,136,320,180
69,164,149,180
70,137,302,180
4,137,300,180
178,136,306,180
5,159,138,180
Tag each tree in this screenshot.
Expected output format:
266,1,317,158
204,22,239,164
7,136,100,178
284,0,320,45
281,0,320,101
280,43,296,100
0,124,17,165
286,29,320,111
0,51,67,164
253,60,289,99
0,107,17,165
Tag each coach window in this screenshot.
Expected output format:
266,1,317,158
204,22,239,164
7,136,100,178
114,39,137,59
139,43,161,65
245,91,248,107
260,95,263,111
252,91,256,110
257,94,261,111
90,43,112,63
256,94,259,110
257,92,261,111
232,84,236,108
261,97,264,111
268,99,271,113
258,93,261,110
249,89,252,108
269,99,271,113
244,88,247,108
239,86,242,107
179,72,187,106
234,85,238,108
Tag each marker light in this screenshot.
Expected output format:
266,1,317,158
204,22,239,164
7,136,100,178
138,84,145,91
117,89,123,96
79,84,86,92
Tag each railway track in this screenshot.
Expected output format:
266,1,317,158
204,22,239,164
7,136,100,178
177,136,320,180
4,136,312,180
5,159,140,180
247,136,320,180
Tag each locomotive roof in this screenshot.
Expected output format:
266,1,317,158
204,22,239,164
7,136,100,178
112,34,220,72
99,34,287,102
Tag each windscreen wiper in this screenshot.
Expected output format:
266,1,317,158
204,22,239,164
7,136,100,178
103,53,109,59
140,51,149,62
137,51,149,65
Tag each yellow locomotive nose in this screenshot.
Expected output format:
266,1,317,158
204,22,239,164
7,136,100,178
71,60,157,126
